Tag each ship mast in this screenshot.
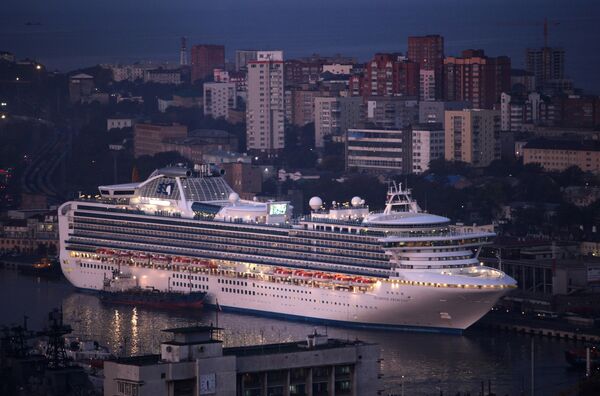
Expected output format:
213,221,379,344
383,181,421,215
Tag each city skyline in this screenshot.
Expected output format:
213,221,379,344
2,0,600,93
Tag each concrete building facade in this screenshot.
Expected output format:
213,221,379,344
418,100,470,127
443,50,511,109
346,128,411,174
191,44,225,83
133,123,188,158
246,51,285,154
411,123,445,174
107,117,135,131
285,88,323,127
526,47,565,90
203,82,237,120
144,68,182,85
444,109,500,167
523,139,600,174
322,64,353,75
314,96,362,148
358,53,419,98
364,97,419,130
235,50,258,72
68,73,94,103
408,35,445,100
500,92,545,132
103,326,381,396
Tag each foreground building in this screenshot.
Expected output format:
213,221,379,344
444,109,500,167
103,326,381,396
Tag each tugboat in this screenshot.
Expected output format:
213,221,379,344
99,271,206,309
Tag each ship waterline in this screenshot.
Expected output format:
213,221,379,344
59,165,516,332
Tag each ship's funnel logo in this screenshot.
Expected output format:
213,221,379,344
156,182,175,196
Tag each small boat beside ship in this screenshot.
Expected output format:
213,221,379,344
100,271,206,309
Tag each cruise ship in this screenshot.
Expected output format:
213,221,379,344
58,164,517,333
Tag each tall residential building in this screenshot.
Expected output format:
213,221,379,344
443,50,511,109
190,44,225,83
411,123,445,174
203,82,237,120
284,60,323,86
526,47,565,90
500,92,544,131
418,100,470,127
419,69,436,101
246,51,285,154
285,88,323,127
408,35,444,100
133,123,188,158
358,53,419,98
235,50,258,72
364,97,419,130
314,96,362,148
444,109,500,167
346,128,411,174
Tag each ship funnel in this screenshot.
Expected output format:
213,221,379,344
158,167,192,177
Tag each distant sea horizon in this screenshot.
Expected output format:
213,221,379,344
2,0,599,94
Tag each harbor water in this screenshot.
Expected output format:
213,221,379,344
0,268,584,395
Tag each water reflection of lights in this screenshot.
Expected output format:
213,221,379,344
131,308,139,355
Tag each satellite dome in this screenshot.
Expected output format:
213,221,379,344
351,196,362,207
228,192,240,204
309,196,323,211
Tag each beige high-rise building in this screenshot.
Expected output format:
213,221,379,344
246,51,285,155
444,109,500,167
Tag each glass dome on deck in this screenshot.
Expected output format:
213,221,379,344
180,176,233,202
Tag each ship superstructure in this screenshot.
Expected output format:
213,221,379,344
58,164,516,332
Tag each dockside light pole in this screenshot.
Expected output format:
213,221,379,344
531,338,535,396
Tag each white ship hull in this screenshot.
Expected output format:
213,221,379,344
58,168,516,333
60,253,507,333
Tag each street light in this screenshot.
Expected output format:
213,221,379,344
401,375,405,396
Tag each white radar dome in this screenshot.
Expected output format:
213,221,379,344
351,196,362,207
309,196,323,210
228,192,240,204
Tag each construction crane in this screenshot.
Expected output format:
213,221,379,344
497,17,559,47
543,17,560,48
